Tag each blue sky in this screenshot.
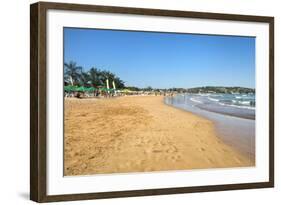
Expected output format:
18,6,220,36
64,28,255,89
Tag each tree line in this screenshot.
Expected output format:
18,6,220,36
64,61,125,89
187,86,255,94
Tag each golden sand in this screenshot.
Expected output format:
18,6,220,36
64,96,253,176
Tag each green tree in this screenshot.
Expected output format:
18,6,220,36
88,67,102,87
113,76,125,89
99,70,114,87
64,61,82,86
79,69,90,86
144,86,153,91
64,61,126,89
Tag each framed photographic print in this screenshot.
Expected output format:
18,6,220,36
30,1,274,202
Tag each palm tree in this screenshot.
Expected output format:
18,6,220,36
99,70,125,89
88,67,102,87
64,61,82,86
79,69,91,86
64,62,126,90
113,76,125,89
99,70,113,87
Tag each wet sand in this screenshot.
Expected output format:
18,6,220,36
64,96,253,176
164,95,255,162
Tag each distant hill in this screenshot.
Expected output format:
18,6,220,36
187,86,255,94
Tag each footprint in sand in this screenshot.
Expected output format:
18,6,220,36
175,155,182,160
152,149,163,153
199,147,206,152
222,148,228,153
170,155,182,162
166,145,178,153
114,142,122,151
88,155,95,160
135,159,145,166
145,139,152,144
206,158,215,163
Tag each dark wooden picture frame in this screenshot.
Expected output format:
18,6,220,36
30,1,274,203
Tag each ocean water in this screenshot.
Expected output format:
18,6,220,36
164,94,255,162
168,93,255,120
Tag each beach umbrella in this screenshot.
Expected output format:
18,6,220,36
108,88,114,93
121,89,132,93
64,85,72,92
99,87,108,92
64,85,77,92
76,86,86,92
70,85,79,92
85,87,95,92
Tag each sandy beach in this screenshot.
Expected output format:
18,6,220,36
64,96,253,176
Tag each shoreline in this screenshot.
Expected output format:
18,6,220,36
164,95,255,162
64,96,254,176
196,105,255,120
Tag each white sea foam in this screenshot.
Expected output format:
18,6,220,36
208,97,219,102
218,102,255,110
197,93,210,97
239,101,251,105
190,98,203,104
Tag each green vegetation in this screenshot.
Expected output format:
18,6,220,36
64,61,125,89
187,86,255,94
